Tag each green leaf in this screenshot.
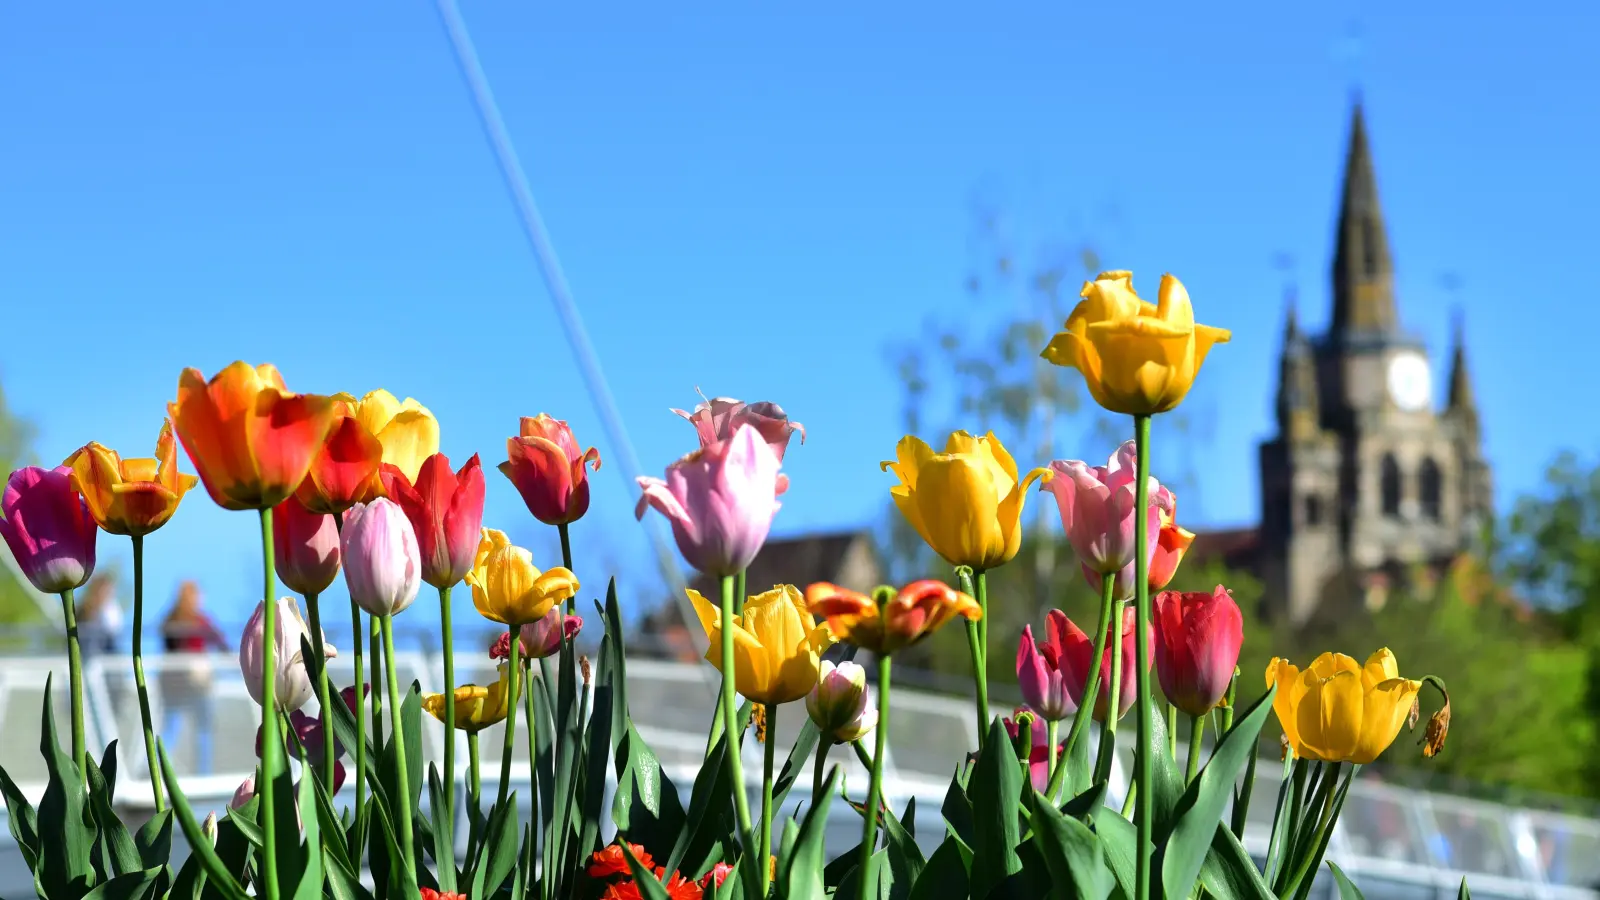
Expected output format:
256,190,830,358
576,679,615,862
287,755,325,900
1137,703,1187,837
1457,877,1471,900
1089,808,1142,900
166,854,203,900
306,754,354,877
469,793,520,900
782,767,839,900
427,764,458,893
0,761,41,868
613,723,688,855
1060,781,1107,822
224,798,263,851
1197,822,1275,900
96,744,118,804
1029,796,1113,900
1327,862,1365,900
323,849,375,900
1064,725,1093,799
132,811,172,872
84,756,141,877
1158,686,1276,900
908,839,971,900
38,677,96,900
155,745,249,900
78,865,163,900
968,718,1024,899
662,705,753,879
621,841,673,900
941,766,976,847
882,796,926,894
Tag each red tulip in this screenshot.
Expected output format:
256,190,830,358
273,494,341,596
381,454,486,589
1153,586,1243,717
500,415,600,526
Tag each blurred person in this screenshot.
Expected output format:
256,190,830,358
158,581,228,775
76,574,122,656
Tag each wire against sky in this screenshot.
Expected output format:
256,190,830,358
430,0,704,655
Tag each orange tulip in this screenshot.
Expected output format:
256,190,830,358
169,362,339,511
294,406,385,515
804,580,981,655
64,421,199,536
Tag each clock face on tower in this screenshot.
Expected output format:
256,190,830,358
1387,352,1432,412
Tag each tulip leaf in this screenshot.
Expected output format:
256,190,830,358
287,754,325,900
84,755,141,878
1089,806,1144,900
941,765,976,848
224,799,264,850
599,583,630,738
1197,822,1275,900
166,854,203,900
38,677,97,900
1061,781,1108,822
307,758,354,877
77,865,164,900
133,810,172,871
907,838,971,900
1327,862,1366,900
613,722,688,855
969,718,1024,900
0,759,41,869
1029,793,1113,900
771,645,859,815
470,792,520,900
427,764,458,893
660,701,752,879
155,745,249,900
621,840,674,900
783,767,839,900
1158,685,1276,900
577,679,615,870
267,740,308,890
1457,877,1471,900
1139,704,1187,835
883,795,926,892
323,847,375,900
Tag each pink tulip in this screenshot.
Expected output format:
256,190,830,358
1154,586,1243,718
383,453,486,589
491,610,583,661
1055,606,1152,722
1003,709,1063,793
672,393,806,464
341,498,421,617
805,660,878,743
273,495,340,596
230,775,256,811
0,466,98,594
1042,441,1162,582
1016,620,1077,722
240,596,337,711
635,424,782,578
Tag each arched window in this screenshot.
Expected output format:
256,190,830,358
1380,454,1402,518
1420,458,1443,521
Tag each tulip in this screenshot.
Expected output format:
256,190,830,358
1054,606,1151,722
240,596,337,711
63,422,199,536
273,495,341,596
1041,441,1160,576
1016,620,1077,722
804,580,980,655
465,529,580,626
381,454,485,589
1153,586,1243,717
1265,649,1422,765
588,841,657,879
490,610,582,661
882,431,1050,570
671,393,806,463
230,775,256,811
0,466,98,594
500,414,601,527
636,425,782,578
168,362,339,510
421,890,469,900
340,498,421,618
294,411,385,515
1149,485,1195,591
1040,270,1231,415
422,665,512,732
337,389,440,484
806,660,878,743
687,584,834,705
1003,709,1065,793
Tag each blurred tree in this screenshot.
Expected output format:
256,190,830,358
0,378,49,632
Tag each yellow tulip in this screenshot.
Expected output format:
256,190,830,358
423,665,510,732
64,421,200,536
1265,649,1421,765
465,528,579,626
1040,271,1231,415
881,431,1050,570
688,584,835,705
337,389,440,483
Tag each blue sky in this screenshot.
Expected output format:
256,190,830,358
1,2,1595,638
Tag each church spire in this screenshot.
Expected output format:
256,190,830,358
1276,287,1319,439
1330,99,1397,335
1447,310,1477,418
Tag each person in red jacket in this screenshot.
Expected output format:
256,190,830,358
159,581,229,775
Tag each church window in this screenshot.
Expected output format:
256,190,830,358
1420,457,1443,521
1381,454,1402,518
1304,494,1324,527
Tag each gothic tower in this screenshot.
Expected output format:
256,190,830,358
1257,101,1493,625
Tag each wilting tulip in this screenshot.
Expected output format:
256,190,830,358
1149,485,1195,591
273,495,341,596
1003,709,1064,793
1266,649,1422,765
500,414,602,527
490,609,582,661
168,362,338,510
804,580,980,655
340,498,421,618
1041,441,1160,576
465,529,580,626
806,660,878,743
1154,586,1243,717
1040,270,1231,415
0,466,98,594
63,422,199,536
294,410,385,515
672,394,806,464
423,665,511,732
688,584,834,705
337,389,439,485
883,431,1050,571
1055,607,1151,722
382,453,486,589
1015,618,1077,722
240,596,337,710
636,425,782,578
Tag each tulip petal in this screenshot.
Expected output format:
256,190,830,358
1297,670,1364,762
1350,677,1422,765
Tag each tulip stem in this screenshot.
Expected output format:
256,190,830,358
497,623,521,813
716,575,754,844
1186,715,1204,785
851,739,874,771
812,739,829,807
1045,720,1060,801
734,569,746,617
370,614,384,753
857,655,892,900
759,703,778,895
957,568,988,748
302,589,338,796
976,569,990,709
349,596,367,832
57,588,86,780
1093,597,1127,786
1132,413,1154,900
467,730,481,823
380,615,417,876
439,584,456,827
257,509,281,900
1058,572,1116,800
1167,705,1179,760
130,536,164,810
558,522,575,615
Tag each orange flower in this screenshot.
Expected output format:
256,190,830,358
600,870,703,900
294,405,385,515
64,421,199,536
419,889,467,900
168,362,338,511
805,580,980,655
588,841,655,880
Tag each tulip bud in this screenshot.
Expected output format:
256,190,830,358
1002,708,1061,793
240,596,337,711
340,498,421,617
201,811,218,844
1153,586,1243,718
230,775,255,811
273,495,340,596
806,661,878,744
0,466,98,594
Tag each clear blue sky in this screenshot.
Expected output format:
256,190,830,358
2,2,1595,639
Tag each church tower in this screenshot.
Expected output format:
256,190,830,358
1257,101,1493,625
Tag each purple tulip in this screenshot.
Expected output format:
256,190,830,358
0,466,98,594
635,424,783,578
671,394,806,467
1015,620,1077,722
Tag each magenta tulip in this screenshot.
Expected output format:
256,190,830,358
0,466,98,594
491,609,583,661
1016,619,1077,722
341,498,421,617
1154,586,1244,717
1042,441,1161,580
635,424,782,578
273,494,340,596
1055,606,1152,722
381,453,485,589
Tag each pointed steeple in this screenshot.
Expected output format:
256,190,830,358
1330,99,1397,335
1446,309,1477,418
1276,287,1320,439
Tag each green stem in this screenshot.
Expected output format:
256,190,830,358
349,595,367,827
380,615,416,874
58,588,86,779
523,658,540,892
1054,571,1115,801
370,614,384,753
1044,720,1060,801
976,569,990,710
851,739,874,771
734,569,747,616
1186,715,1205,785
717,575,754,841
858,655,891,900
1232,747,1258,839
468,730,481,816
812,738,829,807
1280,763,1344,899
558,522,575,615
302,590,337,795
497,623,521,812
257,509,281,900
1093,597,1128,785
760,704,778,895
958,568,988,746
1121,781,1137,819
1132,413,1154,900
1167,705,1178,760
439,584,456,827
130,536,164,810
